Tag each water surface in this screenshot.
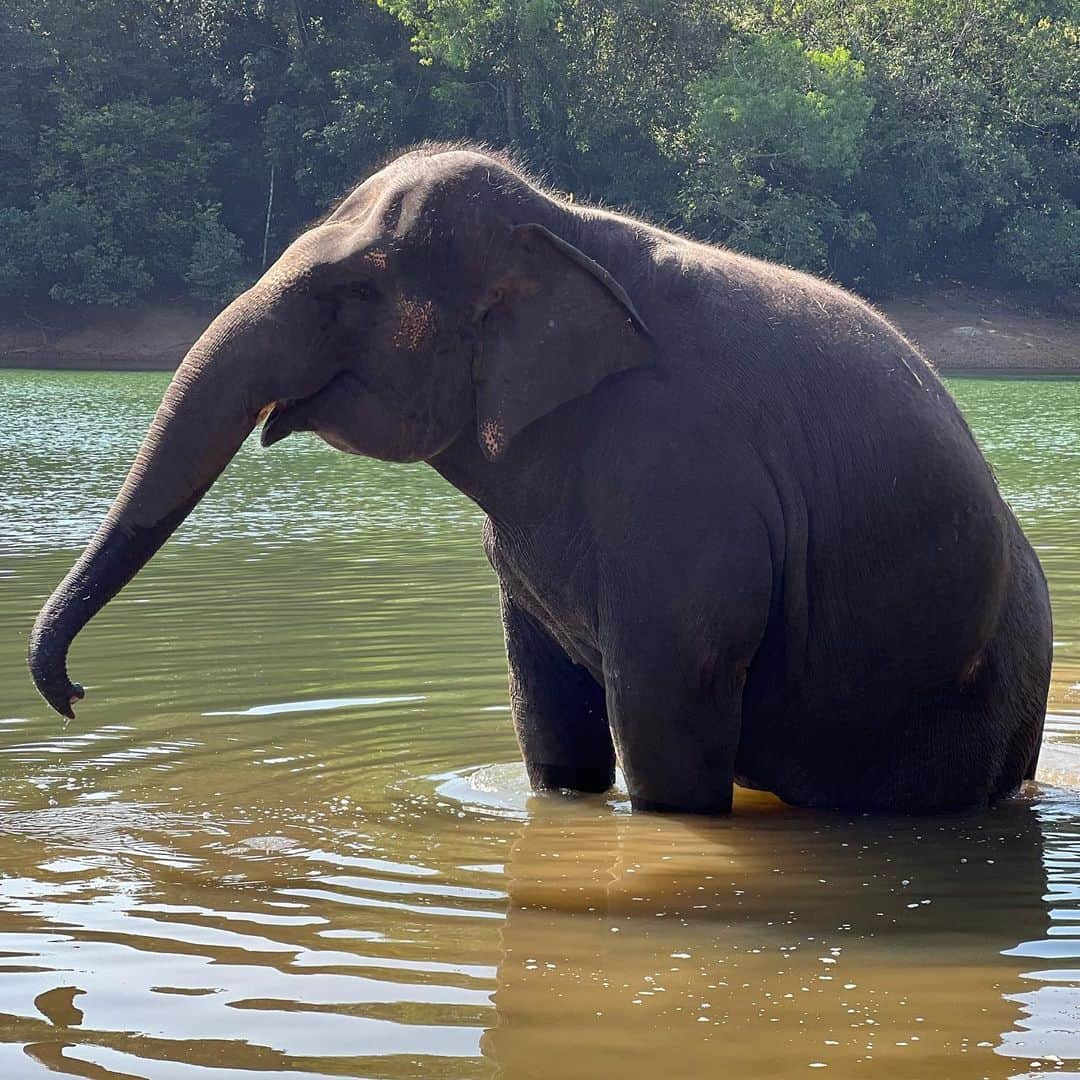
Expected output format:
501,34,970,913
1,370,1078,1078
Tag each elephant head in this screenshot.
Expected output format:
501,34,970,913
29,147,651,718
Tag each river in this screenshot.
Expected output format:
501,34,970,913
1,370,1078,1079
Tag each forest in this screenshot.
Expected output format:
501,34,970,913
1,0,1076,310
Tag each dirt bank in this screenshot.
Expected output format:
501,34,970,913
0,303,214,372
881,282,1078,373
1,283,1076,373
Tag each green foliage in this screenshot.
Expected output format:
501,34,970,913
40,99,222,284
185,204,249,302
35,189,152,306
752,0,1080,287
380,0,561,71
0,191,152,306
683,34,876,270
2,0,1077,307
999,201,1080,290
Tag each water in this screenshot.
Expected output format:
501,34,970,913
0,369,1077,1079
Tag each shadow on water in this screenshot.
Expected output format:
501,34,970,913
2,765,1080,1079
472,776,1080,1080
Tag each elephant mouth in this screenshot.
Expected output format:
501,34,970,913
259,400,292,447
258,381,336,448
257,371,439,463
258,371,362,449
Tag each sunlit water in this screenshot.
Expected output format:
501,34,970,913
0,369,1078,1079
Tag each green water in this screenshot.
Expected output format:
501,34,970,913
0,369,1078,1079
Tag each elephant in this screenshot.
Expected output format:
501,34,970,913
29,144,1052,815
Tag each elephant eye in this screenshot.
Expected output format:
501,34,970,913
320,281,379,328
337,281,377,303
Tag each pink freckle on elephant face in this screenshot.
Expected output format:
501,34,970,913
393,296,436,350
480,418,504,458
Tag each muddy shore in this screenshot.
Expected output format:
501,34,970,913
2,282,1076,373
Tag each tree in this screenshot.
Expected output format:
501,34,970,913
1,0,1076,307
682,33,875,272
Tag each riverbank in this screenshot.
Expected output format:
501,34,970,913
0,302,215,373
881,282,1079,373
1,282,1076,373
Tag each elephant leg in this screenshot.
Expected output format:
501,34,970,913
500,589,614,794
593,508,771,815
604,656,743,815
600,585,771,815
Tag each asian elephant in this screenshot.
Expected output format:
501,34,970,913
29,144,1052,815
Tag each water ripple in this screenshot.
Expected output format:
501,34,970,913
2,370,1079,1077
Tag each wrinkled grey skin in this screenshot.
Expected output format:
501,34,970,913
30,145,1052,814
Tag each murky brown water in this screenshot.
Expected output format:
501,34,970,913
1,370,1078,1079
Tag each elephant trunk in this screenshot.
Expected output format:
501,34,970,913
29,289,288,719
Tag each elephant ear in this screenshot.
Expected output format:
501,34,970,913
473,222,652,461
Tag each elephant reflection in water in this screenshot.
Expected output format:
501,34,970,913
481,785,1080,1079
